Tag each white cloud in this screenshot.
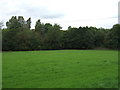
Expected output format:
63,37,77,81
0,0,119,29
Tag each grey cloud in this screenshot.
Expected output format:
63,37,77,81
25,6,64,19
6,11,20,15
40,13,64,19
0,0,64,19
7,4,64,19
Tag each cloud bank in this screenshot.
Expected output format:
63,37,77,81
0,0,119,29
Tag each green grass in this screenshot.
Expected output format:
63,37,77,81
0,52,2,89
2,50,118,88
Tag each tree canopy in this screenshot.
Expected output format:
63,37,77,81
2,16,120,51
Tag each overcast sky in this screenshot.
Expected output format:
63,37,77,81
0,0,119,29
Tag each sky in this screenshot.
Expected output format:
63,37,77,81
0,0,119,30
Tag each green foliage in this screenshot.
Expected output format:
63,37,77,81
35,20,41,30
2,16,120,51
94,28,106,47
3,50,118,88
2,29,18,51
26,17,31,29
15,30,36,50
43,29,62,49
63,27,95,49
6,16,30,31
105,24,120,49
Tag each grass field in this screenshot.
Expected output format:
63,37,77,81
2,50,118,88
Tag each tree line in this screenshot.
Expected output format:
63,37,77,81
2,16,120,51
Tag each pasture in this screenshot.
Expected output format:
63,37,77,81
2,50,118,88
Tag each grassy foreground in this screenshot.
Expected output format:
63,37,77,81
2,50,118,88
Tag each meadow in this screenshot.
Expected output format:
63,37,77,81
2,50,118,88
